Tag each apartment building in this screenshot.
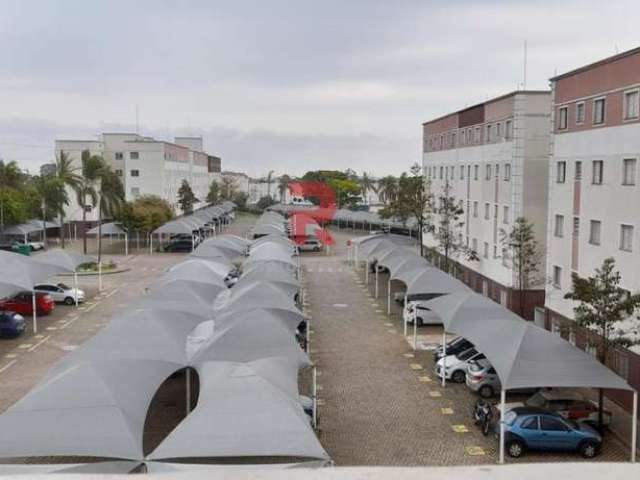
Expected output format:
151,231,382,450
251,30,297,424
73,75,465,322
422,91,551,319
55,133,222,219
546,48,640,356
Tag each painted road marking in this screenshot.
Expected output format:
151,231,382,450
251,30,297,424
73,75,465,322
85,303,99,312
105,288,120,298
388,329,396,334
316,385,323,391
418,376,432,382
28,335,51,352
4,353,17,359
46,327,57,331
384,323,393,327
60,315,80,329
332,304,348,308
376,309,384,313
409,363,423,370
429,391,442,397
465,446,486,456
34,334,45,339
451,424,469,433
61,345,78,351
441,407,454,415
316,399,326,406
0,360,17,375
18,344,33,349
403,353,415,358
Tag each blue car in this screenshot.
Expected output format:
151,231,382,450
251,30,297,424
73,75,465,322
0,311,26,338
499,406,602,458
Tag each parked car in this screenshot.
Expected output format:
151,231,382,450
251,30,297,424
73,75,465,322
299,394,313,418
170,233,200,244
433,336,474,362
501,390,612,427
0,292,55,315
498,406,602,458
0,311,26,338
402,301,442,326
34,283,85,305
298,238,323,252
12,239,45,251
162,240,195,252
224,269,241,288
435,347,485,383
467,359,539,400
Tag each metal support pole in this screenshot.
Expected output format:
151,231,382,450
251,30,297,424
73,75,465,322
387,279,391,315
74,271,79,307
191,235,195,252
31,291,37,334
413,307,418,350
499,388,506,464
98,261,103,292
632,390,638,463
149,234,153,255
186,369,191,414
375,267,379,298
124,234,128,256
442,330,446,388
365,260,369,284
312,365,318,428
403,294,408,337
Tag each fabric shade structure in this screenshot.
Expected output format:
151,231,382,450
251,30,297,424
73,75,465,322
30,248,94,273
235,264,299,299
0,358,179,460
86,222,127,236
152,220,195,236
424,291,633,391
406,267,471,296
191,243,240,261
148,278,227,304
200,235,249,254
164,260,230,286
0,250,69,299
148,357,328,461
248,244,296,266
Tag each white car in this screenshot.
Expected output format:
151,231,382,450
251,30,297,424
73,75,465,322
14,239,45,251
298,238,323,252
34,283,86,305
435,347,486,383
402,301,442,326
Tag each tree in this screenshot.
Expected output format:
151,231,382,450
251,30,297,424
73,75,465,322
278,174,291,202
564,258,640,430
377,175,398,206
232,191,248,210
96,165,125,262
500,217,543,317
0,160,26,233
206,180,220,204
53,151,81,248
359,171,376,204
75,151,103,254
33,175,66,245
118,195,173,236
177,179,197,214
220,177,238,201
265,170,274,199
256,195,276,211
432,179,477,272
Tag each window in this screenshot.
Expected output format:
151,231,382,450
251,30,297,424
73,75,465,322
115,152,124,160
485,164,492,180
474,127,480,142
495,164,500,178
589,220,601,245
474,165,479,180
540,417,568,432
558,106,568,130
483,242,489,259
521,416,539,430
484,203,490,220
556,161,566,183
450,166,455,180
493,245,498,258
494,204,498,220
472,238,478,252
130,169,140,177
554,214,564,237
451,132,456,147
575,161,582,181
593,97,606,124
115,169,123,177
460,165,465,179
486,124,492,141
505,120,513,139
573,217,580,236
439,166,443,179
496,122,501,138
130,151,139,160
624,90,639,120
553,266,562,288
623,158,636,185
592,160,603,184
620,224,634,252
473,201,478,218
504,163,511,181
130,187,140,197
503,206,510,224
576,102,585,124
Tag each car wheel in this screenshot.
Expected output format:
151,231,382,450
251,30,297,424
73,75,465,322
579,440,599,458
64,297,75,306
451,370,466,383
506,439,525,458
479,385,494,398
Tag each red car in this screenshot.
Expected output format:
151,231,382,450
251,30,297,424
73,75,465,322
0,292,55,316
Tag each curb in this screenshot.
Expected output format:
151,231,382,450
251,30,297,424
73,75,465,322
59,267,131,277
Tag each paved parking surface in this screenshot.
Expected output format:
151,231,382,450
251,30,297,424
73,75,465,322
304,227,629,466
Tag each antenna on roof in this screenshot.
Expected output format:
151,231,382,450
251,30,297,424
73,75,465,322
523,40,528,90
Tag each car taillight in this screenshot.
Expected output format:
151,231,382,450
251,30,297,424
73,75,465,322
470,373,484,381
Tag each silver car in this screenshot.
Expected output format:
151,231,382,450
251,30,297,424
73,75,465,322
34,283,86,305
465,358,500,398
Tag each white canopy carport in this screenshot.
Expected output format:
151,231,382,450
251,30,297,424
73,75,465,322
86,222,129,255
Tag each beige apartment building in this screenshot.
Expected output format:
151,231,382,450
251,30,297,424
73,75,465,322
422,91,551,320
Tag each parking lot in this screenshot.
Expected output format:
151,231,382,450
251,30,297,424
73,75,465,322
303,227,629,466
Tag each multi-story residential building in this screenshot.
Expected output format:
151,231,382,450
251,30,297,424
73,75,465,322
55,133,222,220
422,91,551,320
221,171,250,195
546,47,640,359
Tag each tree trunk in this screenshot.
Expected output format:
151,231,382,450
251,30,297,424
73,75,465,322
97,202,102,264
59,212,65,249
82,206,87,255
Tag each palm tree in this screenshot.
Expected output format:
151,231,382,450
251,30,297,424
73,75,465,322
266,170,274,199
76,151,103,254
54,151,81,248
377,175,398,205
359,171,375,204
278,174,291,203
95,165,125,263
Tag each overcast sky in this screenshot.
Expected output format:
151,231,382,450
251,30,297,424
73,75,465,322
1,0,639,177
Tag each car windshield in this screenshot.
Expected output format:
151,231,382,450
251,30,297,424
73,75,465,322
525,392,546,408
457,348,478,361
57,283,70,290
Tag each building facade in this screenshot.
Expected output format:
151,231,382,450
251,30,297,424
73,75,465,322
422,91,551,319
55,134,222,219
546,48,640,358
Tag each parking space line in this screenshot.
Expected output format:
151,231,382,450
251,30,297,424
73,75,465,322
4,353,17,359
28,335,51,352
451,424,469,433
18,344,33,349
105,287,120,298
60,315,80,329
418,376,432,382
465,446,486,456
85,303,99,312
429,391,442,397
441,407,454,415
409,363,423,370
0,359,17,374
